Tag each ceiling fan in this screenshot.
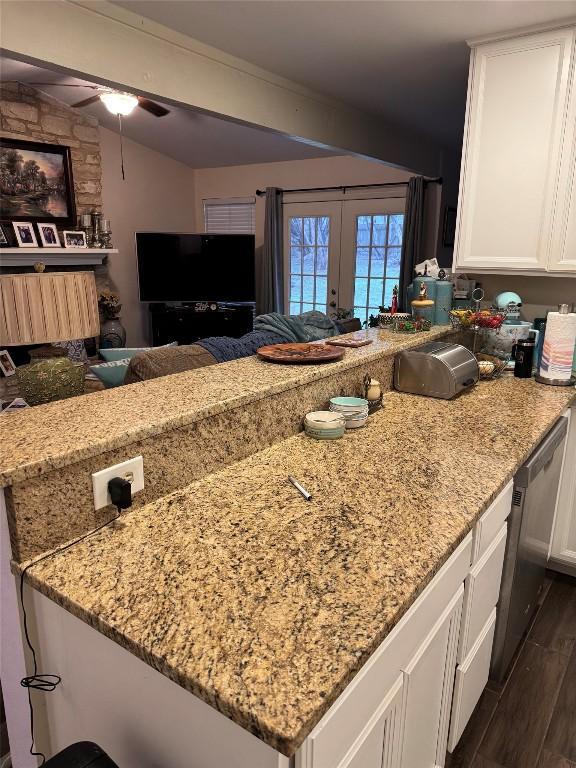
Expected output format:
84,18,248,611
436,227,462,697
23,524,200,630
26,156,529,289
30,83,170,117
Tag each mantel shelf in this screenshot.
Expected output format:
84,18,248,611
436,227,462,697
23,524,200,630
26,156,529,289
0,248,118,267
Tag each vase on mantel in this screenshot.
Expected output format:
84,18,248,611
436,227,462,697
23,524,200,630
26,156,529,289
100,316,126,348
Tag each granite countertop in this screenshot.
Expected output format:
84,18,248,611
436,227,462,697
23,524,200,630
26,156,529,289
20,378,575,756
0,326,454,487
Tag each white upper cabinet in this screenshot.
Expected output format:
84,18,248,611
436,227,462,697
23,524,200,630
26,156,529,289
454,25,576,274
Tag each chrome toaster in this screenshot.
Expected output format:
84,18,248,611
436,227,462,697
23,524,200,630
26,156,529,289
394,342,479,399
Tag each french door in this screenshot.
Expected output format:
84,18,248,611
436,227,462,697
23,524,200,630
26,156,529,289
283,197,405,325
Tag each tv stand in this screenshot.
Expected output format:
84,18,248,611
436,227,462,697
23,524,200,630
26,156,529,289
148,302,255,346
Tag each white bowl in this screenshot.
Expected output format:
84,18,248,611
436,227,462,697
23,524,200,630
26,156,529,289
304,411,346,430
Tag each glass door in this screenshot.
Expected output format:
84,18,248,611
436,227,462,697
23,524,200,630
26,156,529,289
283,198,405,323
283,202,342,315
340,199,405,326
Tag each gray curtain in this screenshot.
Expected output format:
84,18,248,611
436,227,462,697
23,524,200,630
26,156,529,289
257,187,284,314
399,176,426,311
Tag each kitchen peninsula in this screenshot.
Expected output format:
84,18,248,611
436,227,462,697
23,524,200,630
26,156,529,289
2,330,574,768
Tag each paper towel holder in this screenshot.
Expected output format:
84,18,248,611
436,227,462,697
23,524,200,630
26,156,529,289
535,304,576,387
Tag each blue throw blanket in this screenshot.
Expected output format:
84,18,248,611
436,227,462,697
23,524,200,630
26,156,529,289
197,311,340,364
254,311,340,342
197,331,285,363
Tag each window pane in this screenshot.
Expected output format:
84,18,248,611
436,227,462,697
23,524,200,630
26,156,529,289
386,247,402,277
304,218,315,246
369,279,384,307
291,247,302,274
290,218,303,245
354,278,368,308
303,246,314,273
317,217,329,245
290,274,301,301
316,247,328,275
302,276,315,302
290,302,300,314
301,303,314,314
316,276,327,305
372,215,387,245
356,247,370,277
371,247,385,277
388,215,404,246
356,216,372,246
368,307,380,320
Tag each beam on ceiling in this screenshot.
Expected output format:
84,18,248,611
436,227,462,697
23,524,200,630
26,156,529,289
0,0,442,175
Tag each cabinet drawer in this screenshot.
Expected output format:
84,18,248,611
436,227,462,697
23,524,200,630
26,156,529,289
448,609,497,752
459,524,507,662
472,481,513,564
297,535,472,768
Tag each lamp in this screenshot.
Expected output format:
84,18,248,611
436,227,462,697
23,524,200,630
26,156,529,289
0,272,100,404
100,92,138,116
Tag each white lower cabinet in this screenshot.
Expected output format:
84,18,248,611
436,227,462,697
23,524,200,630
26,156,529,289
339,676,404,768
401,587,463,768
448,610,497,751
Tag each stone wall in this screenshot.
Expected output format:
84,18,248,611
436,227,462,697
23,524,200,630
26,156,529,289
0,81,102,219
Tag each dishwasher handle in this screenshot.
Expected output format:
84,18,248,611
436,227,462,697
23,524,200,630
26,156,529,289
515,416,568,488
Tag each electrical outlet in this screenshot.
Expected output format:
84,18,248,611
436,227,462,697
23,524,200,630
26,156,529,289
92,456,144,510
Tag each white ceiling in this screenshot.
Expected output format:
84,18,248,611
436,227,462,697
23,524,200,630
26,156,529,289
0,57,339,168
113,0,576,147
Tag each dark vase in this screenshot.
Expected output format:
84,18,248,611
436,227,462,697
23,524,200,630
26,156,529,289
100,316,126,348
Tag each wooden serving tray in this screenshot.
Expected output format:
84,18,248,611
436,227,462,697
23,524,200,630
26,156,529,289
257,343,345,364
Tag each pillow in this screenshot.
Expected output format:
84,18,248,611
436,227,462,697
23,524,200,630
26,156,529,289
89,358,131,388
99,342,177,362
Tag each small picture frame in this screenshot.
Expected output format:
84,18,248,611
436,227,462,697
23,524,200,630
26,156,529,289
38,223,60,248
13,221,38,247
0,223,9,247
0,349,16,377
63,230,88,249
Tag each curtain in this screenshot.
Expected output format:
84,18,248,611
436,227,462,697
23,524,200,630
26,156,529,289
399,176,426,311
257,187,284,314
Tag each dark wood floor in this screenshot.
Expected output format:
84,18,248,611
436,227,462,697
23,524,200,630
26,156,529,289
446,571,576,768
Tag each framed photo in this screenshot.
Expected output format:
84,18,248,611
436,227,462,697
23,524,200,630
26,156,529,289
442,207,457,248
0,350,16,377
0,223,9,247
13,221,38,247
38,223,60,247
0,137,76,227
63,230,87,249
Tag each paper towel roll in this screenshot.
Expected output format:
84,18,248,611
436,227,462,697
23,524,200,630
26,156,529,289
539,311,576,380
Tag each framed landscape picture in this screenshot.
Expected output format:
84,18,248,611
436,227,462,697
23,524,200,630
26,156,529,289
0,137,76,227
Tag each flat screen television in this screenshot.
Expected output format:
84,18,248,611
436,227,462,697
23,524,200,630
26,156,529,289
136,232,256,302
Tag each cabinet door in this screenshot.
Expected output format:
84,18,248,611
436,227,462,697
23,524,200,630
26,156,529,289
454,27,575,272
400,587,463,768
549,55,576,272
339,676,404,768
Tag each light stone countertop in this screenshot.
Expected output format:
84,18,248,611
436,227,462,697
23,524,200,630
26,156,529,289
20,377,575,756
0,326,453,487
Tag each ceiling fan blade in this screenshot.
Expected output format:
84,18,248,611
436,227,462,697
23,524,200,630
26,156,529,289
30,83,100,89
137,97,170,117
71,95,102,108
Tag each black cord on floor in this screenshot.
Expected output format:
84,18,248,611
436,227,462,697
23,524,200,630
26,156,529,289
19,506,122,765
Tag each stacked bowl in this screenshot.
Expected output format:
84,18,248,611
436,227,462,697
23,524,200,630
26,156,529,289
304,411,346,440
329,397,369,428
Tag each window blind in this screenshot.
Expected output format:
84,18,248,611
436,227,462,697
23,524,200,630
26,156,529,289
203,197,256,234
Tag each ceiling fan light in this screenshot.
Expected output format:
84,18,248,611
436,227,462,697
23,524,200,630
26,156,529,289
100,92,138,116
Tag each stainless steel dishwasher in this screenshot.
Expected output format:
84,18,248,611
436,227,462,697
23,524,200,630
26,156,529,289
490,416,568,682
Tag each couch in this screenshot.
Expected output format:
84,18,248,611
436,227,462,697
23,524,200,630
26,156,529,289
124,317,361,384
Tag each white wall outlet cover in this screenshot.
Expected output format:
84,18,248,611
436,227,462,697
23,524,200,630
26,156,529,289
92,456,144,511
